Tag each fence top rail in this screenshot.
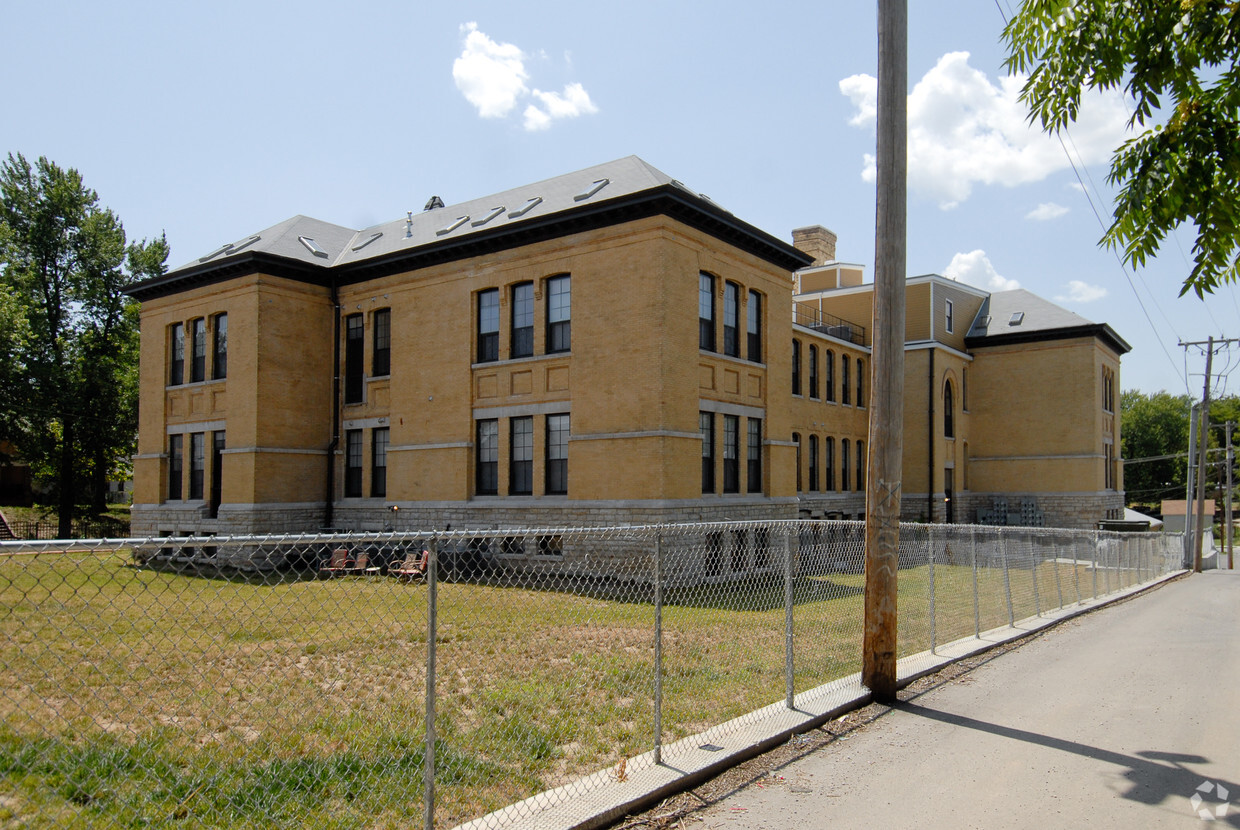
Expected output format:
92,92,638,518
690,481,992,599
0,521,1185,556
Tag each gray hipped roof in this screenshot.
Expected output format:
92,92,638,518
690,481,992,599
129,157,810,301
966,289,1131,354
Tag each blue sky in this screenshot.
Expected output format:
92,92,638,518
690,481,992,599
5,0,1236,395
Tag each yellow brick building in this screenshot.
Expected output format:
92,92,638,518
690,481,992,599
127,157,1128,548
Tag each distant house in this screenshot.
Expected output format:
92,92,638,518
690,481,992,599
125,156,1129,552
1160,499,1216,535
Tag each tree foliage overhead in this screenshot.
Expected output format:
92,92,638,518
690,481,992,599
1004,0,1240,297
0,153,167,532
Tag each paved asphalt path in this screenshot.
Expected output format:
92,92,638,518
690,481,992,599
696,570,1240,829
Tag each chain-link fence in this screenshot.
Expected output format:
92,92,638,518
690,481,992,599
0,522,1181,829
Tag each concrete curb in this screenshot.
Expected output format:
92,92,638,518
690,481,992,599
453,569,1188,830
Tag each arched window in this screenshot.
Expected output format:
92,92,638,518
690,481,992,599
809,435,819,491
856,440,865,490
856,358,864,406
825,437,835,491
944,382,955,439
792,340,802,395
825,350,835,402
809,345,819,399
841,439,850,491
793,432,803,492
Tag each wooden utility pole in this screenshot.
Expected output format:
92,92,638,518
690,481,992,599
1192,336,1214,572
1227,421,1234,570
863,0,907,702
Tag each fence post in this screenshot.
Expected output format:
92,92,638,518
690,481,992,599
971,528,980,638
1072,531,1081,604
785,530,795,710
1092,532,1100,598
1030,532,1042,618
424,536,439,830
1001,532,1015,627
928,527,937,654
1053,533,1063,611
653,531,664,766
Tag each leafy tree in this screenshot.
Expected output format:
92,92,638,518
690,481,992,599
1121,390,1192,505
1004,1,1240,297
0,153,167,536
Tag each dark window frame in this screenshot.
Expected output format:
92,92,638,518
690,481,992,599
189,432,205,500
723,281,740,357
808,434,819,492
168,434,183,500
857,358,865,407
825,437,835,491
373,308,391,377
344,313,364,404
747,418,762,493
546,275,571,354
190,318,206,383
371,427,389,497
212,313,228,380
841,355,851,405
344,429,363,498
476,419,498,496
511,282,534,359
944,382,955,438
794,432,803,493
169,322,184,386
209,431,224,518
856,439,865,491
747,290,762,362
841,439,850,491
510,416,533,495
477,289,499,363
699,273,716,352
809,345,819,399
701,412,715,494
825,349,835,402
723,414,739,493
792,339,802,396
545,413,569,494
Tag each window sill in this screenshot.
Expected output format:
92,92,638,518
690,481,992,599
471,352,570,369
165,378,226,391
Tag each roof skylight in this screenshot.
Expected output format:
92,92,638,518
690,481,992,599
436,215,470,236
1009,312,1025,326
471,206,505,227
573,178,610,202
352,232,383,252
298,236,328,257
508,196,543,218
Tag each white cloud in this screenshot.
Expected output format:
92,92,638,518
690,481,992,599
453,23,529,118
841,52,1130,208
1027,202,1069,221
944,250,1021,292
523,83,598,131
1055,280,1108,303
453,23,597,131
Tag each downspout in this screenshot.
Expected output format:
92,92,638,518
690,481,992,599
928,348,936,522
325,279,341,528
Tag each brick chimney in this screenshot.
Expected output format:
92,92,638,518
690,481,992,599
791,225,838,267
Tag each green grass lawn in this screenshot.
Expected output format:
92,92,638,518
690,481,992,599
0,548,1122,828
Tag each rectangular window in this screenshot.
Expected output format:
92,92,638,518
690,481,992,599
723,281,740,357
747,290,762,362
476,419,498,495
700,412,715,494
808,434,819,491
825,350,835,402
169,322,184,386
841,439,850,491
511,282,534,358
189,432,205,500
945,299,954,334
510,416,533,495
547,276,571,353
371,427,388,497
792,339,801,395
212,313,228,380
168,434,183,500
477,289,499,363
345,429,363,497
794,433,802,492
699,273,716,352
747,418,762,494
190,318,206,383
373,308,391,377
546,413,569,494
209,431,225,518
841,356,851,405
809,345,819,399
857,358,865,407
345,314,364,404
723,414,739,493
856,439,865,490
825,437,835,491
